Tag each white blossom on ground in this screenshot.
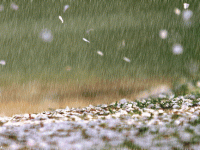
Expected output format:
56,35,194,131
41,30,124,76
179,131,192,142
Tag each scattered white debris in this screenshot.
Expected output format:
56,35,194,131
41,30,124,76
59,16,64,23
97,51,103,56
0,5,4,12
83,38,90,43
159,29,168,39
39,29,53,42
63,5,69,12
0,60,6,65
123,57,131,62
182,10,193,21
183,3,189,9
27,138,36,147
10,3,19,11
142,112,151,118
172,44,183,55
174,8,181,15
179,132,192,142
0,93,200,149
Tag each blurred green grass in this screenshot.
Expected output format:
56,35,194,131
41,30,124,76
0,0,200,85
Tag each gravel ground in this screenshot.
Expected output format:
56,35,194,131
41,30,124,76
0,93,200,149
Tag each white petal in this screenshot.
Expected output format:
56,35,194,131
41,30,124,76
183,3,189,9
159,29,168,39
39,29,53,42
97,51,103,56
10,3,19,10
123,57,131,62
83,38,90,43
172,44,183,55
182,10,193,21
0,60,6,65
59,16,64,23
174,8,181,15
63,5,69,12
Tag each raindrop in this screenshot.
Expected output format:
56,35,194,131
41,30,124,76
63,5,69,12
172,44,183,55
97,51,103,56
123,57,131,62
10,3,19,10
83,38,90,43
159,29,168,39
39,29,53,42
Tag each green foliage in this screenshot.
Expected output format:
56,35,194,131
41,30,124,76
1,0,200,85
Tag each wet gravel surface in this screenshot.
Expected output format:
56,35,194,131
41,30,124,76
0,94,200,149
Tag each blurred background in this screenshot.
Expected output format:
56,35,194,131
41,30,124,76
0,0,200,117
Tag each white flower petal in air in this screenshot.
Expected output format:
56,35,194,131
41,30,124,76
59,16,64,23
63,5,69,12
174,8,181,15
97,51,103,56
83,38,90,43
172,44,183,55
159,29,168,39
0,5,4,12
182,10,193,21
197,81,200,88
0,60,6,65
39,29,53,42
10,3,19,10
184,3,189,9
123,57,131,62
86,29,94,34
